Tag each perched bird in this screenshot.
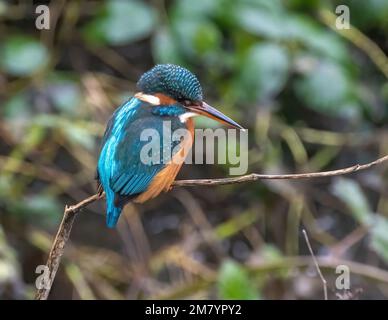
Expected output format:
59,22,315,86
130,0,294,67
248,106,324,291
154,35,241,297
97,64,243,228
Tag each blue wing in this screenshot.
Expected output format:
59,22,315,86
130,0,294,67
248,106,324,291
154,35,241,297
97,97,183,227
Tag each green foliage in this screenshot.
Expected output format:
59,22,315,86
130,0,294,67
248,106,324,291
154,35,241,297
294,59,356,116
0,35,48,76
46,75,82,114
3,92,32,121
1,0,388,300
152,28,183,65
83,0,156,45
148,0,370,120
62,124,96,151
173,19,222,60
172,0,221,17
238,43,289,102
13,195,62,226
0,226,22,288
235,4,286,39
332,178,371,225
339,0,388,29
332,178,388,264
217,260,260,299
370,216,388,263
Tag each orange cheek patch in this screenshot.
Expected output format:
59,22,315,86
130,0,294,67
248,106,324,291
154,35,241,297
154,93,177,105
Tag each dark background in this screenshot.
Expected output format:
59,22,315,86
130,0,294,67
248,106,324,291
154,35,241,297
0,0,387,299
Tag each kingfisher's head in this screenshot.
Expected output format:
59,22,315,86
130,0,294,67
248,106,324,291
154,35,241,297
136,64,243,129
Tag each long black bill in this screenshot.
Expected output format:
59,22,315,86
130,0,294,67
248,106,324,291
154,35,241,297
188,102,244,130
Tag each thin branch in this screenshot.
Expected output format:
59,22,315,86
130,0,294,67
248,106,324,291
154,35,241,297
173,154,388,186
35,194,103,300
35,154,388,300
302,229,328,300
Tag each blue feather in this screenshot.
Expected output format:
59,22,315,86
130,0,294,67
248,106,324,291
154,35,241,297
97,98,140,228
152,105,186,117
97,97,186,228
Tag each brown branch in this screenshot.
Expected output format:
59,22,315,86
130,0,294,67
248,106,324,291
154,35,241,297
35,194,103,300
35,154,388,300
173,154,388,186
302,229,328,300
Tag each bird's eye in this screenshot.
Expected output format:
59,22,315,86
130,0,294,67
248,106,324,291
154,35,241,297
180,99,192,107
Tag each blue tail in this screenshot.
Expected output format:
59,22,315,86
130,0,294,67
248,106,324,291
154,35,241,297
106,204,122,228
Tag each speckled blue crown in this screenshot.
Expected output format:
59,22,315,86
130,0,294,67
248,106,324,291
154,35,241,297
137,64,203,102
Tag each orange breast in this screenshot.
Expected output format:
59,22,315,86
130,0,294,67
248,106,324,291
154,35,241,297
134,118,194,203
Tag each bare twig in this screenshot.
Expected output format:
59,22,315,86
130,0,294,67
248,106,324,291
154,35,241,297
173,154,388,186
35,154,388,300
302,229,328,300
35,194,103,300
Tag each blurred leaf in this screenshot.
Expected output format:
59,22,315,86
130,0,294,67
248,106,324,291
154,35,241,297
238,43,289,101
0,176,11,197
3,92,31,121
0,35,48,76
65,263,96,300
172,0,221,17
285,15,348,62
260,244,283,262
382,83,388,102
332,179,388,263
173,19,222,61
152,28,183,64
9,194,62,227
331,178,372,225
235,6,285,39
341,0,388,28
370,216,388,263
25,195,61,217
83,0,156,46
22,125,47,151
193,22,221,54
240,0,284,12
62,124,95,151
0,226,20,284
235,5,348,63
47,80,82,114
294,60,354,115
0,1,7,16
218,260,260,299
288,0,321,10
0,257,18,284
215,211,258,239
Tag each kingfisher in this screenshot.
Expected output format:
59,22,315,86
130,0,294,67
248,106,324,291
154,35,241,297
97,64,243,228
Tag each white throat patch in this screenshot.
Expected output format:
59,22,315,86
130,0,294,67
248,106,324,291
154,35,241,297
179,112,197,123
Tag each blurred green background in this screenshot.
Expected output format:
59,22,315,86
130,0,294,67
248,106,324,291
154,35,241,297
0,0,388,300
